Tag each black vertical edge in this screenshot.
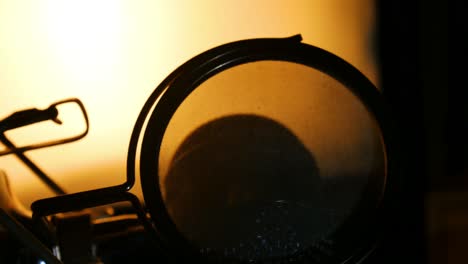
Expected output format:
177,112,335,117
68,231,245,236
374,1,432,263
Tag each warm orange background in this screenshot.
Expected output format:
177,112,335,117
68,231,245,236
0,0,378,208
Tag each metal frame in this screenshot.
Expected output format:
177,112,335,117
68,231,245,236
0,98,89,195
0,98,167,262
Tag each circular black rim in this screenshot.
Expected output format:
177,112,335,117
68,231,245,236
133,34,396,263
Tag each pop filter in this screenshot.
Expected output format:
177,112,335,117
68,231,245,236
130,34,395,263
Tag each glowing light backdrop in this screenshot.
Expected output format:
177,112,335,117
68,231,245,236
0,0,378,207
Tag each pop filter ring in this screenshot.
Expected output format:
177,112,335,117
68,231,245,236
136,34,399,263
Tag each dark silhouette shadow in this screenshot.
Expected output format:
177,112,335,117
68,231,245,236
162,114,337,261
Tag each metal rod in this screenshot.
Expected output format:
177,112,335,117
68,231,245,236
0,134,66,195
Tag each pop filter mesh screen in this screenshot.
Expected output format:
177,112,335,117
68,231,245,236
157,61,385,262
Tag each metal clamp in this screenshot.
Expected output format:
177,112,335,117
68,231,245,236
0,98,89,156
